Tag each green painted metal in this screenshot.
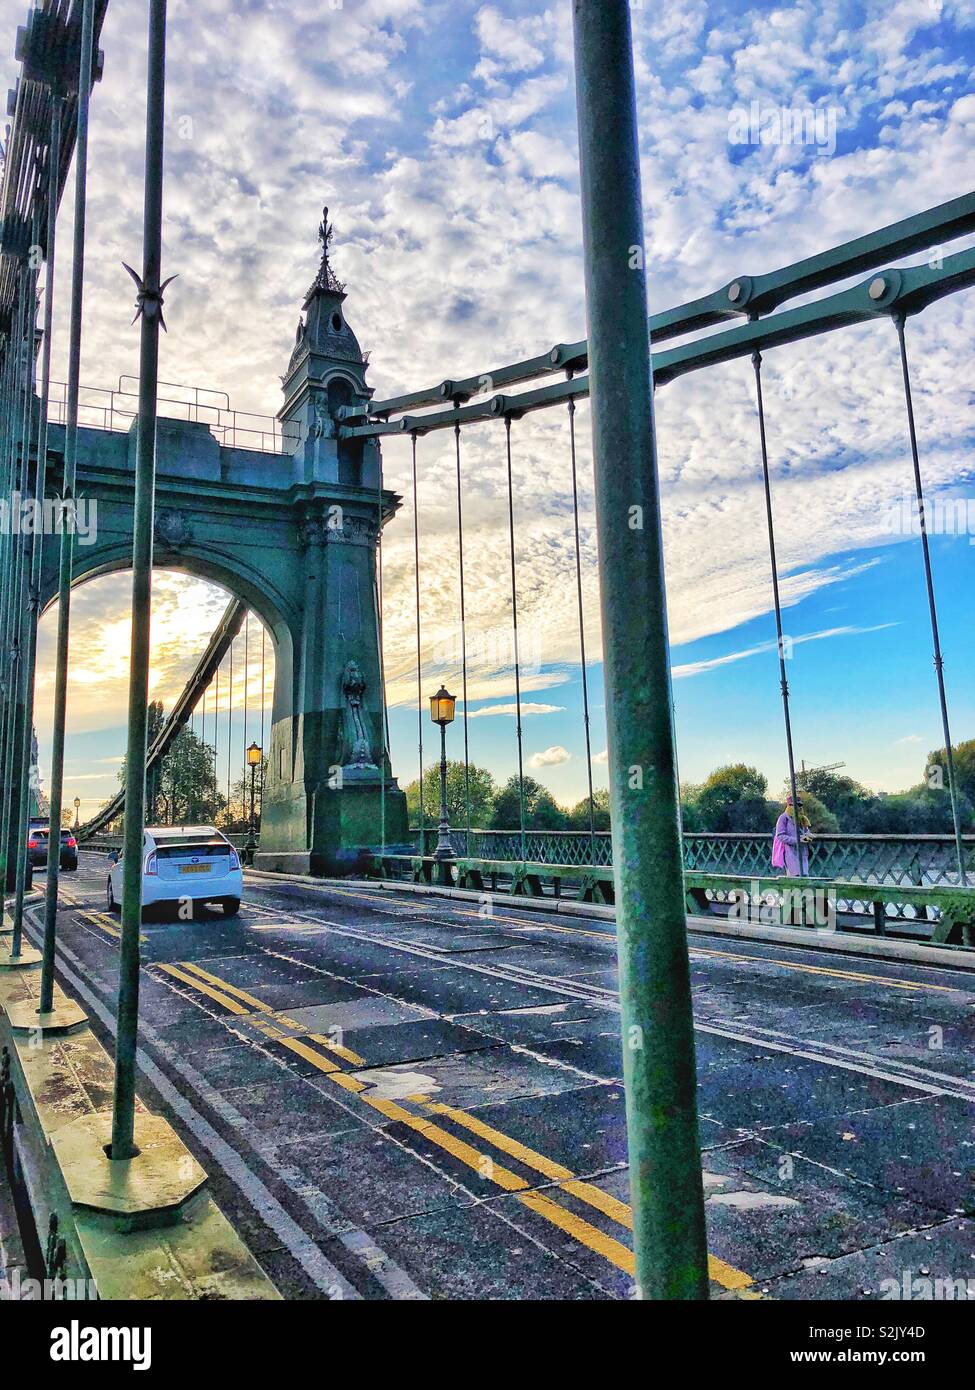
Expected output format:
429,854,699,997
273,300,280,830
416,826,975,885
41,0,96,979
340,197,975,427
0,265,32,899
572,0,709,1299
893,315,967,887
13,97,62,968
340,246,975,440
112,0,168,1163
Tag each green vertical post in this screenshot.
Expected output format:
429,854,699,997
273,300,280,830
0,274,28,890
41,0,96,970
1,267,35,899
571,0,709,1298
15,99,63,968
111,0,169,1160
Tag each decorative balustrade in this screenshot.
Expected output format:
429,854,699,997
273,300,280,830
413,828,975,887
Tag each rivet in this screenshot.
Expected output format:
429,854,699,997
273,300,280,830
868,276,887,301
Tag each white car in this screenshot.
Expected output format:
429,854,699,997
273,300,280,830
107,825,243,919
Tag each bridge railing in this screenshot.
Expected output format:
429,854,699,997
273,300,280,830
413,828,975,887
46,378,291,454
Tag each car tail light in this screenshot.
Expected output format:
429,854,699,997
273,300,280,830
229,850,240,871
144,852,158,876
27,839,39,849
66,837,77,849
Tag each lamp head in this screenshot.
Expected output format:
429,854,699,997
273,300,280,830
430,686,456,726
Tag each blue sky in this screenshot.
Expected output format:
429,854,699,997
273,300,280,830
4,0,973,814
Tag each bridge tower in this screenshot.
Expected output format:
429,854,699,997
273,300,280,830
256,209,409,873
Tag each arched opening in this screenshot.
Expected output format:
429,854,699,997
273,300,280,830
327,376,364,485
35,564,289,834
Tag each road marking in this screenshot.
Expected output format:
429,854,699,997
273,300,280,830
23,917,422,1295
690,945,959,994
167,953,752,1291
455,907,962,994
454,907,613,942
425,1101,635,1227
516,1190,637,1274
78,910,120,940
243,905,975,1103
155,962,253,1015
176,960,274,1012
421,1099,747,1290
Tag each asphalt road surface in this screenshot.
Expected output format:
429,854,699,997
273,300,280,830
23,852,975,1301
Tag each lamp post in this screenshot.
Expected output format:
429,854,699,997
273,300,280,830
245,741,261,865
73,798,81,830
429,686,456,865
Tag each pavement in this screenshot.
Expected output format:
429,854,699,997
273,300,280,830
15,850,975,1301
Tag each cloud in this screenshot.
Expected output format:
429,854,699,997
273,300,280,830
671,623,898,680
530,745,571,768
593,749,608,765
468,702,565,718
16,0,975,800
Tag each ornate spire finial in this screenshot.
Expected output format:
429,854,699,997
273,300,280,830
314,205,345,295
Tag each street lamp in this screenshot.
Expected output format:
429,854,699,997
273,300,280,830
245,741,262,865
73,797,81,829
429,686,456,862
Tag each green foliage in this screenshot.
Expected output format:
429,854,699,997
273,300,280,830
403,760,496,829
694,764,775,832
491,775,569,830
926,738,975,815
124,721,225,826
792,790,839,833
567,788,611,831
794,768,873,830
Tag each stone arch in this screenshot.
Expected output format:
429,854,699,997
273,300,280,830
39,541,297,730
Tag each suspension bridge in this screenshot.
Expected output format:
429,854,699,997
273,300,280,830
0,0,973,1308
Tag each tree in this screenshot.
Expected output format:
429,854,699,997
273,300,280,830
925,738,975,823
794,767,875,831
568,788,611,831
695,764,775,832
491,775,568,830
789,789,839,833
227,756,268,832
403,760,496,830
125,725,225,826
857,785,973,834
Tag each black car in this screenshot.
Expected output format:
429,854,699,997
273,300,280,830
26,825,79,871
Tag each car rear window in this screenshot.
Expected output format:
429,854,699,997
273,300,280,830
154,841,232,859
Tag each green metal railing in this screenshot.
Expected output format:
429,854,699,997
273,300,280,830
414,828,975,886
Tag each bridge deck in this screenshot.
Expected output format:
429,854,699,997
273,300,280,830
11,850,974,1301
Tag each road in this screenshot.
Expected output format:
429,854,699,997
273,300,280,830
22,852,975,1301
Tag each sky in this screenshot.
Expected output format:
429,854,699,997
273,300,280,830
4,0,974,816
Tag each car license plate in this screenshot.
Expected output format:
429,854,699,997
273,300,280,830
179,863,211,875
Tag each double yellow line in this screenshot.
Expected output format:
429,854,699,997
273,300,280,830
156,957,753,1294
